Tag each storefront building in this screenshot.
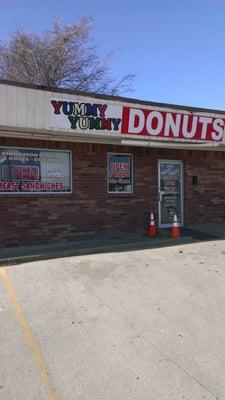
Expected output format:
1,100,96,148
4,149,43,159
1,79,225,247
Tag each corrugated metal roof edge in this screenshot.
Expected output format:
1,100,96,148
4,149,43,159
0,78,225,115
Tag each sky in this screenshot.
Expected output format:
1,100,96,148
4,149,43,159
1,0,225,110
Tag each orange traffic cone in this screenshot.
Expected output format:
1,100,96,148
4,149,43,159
148,212,157,237
171,213,180,239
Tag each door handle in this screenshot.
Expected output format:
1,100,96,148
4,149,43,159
158,190,164,202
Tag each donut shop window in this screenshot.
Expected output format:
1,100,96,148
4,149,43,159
0,147,72,194
107,153,133,193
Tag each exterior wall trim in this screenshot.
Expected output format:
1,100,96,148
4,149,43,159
1,78,225,116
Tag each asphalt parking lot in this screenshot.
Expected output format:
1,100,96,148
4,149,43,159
1,239,225,400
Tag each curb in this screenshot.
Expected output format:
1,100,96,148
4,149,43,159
0,235,195,266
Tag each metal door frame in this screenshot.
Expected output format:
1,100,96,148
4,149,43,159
158,160,184,228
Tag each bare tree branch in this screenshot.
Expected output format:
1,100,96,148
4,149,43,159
0,19,135,95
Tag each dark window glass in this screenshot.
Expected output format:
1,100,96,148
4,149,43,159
107,154,133,193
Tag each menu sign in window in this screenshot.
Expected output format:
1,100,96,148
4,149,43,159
107,154,133,193
0,147,72,193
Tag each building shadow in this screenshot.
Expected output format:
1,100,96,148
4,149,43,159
0,224,223,267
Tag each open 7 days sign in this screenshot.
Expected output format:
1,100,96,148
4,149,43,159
50,98,225,143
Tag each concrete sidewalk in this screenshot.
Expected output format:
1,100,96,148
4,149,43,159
0,222,224,265
0,231,194,266
187,222,225,238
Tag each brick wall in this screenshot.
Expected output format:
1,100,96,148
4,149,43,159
0,136,225,247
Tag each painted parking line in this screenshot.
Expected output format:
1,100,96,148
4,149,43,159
0,268,60,400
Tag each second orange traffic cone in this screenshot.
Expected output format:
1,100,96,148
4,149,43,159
171,213,180,239
148,212,157,237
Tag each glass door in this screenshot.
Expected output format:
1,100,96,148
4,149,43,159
158,160,184,228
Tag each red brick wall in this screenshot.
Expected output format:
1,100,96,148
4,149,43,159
0,137,225,247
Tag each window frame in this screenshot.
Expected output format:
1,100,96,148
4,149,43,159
107,152,134,194
0,145,73,195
